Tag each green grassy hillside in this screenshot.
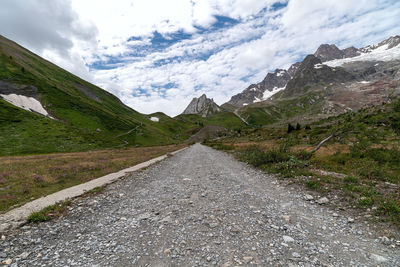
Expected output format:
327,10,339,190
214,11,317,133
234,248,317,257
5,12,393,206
0,36,197,155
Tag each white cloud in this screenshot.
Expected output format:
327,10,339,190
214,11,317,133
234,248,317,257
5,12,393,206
1,0,400,117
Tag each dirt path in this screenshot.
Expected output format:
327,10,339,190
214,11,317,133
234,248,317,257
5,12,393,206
1,144,398,266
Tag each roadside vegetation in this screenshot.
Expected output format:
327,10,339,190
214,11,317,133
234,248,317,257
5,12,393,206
27,201,72,223
27,186,105,223
0,145,184,213
204,98,400,228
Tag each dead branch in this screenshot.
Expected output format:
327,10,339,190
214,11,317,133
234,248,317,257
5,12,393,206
311,134,335,153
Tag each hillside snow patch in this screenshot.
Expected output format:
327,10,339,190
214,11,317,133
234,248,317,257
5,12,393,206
150,116,159,122
324,43,400,67
1,94,53,119
262,86,286,100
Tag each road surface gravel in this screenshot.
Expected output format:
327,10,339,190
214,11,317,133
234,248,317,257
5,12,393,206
1,144,399,266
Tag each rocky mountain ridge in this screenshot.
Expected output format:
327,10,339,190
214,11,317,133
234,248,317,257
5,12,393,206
224,35,400,108
182,94,221,117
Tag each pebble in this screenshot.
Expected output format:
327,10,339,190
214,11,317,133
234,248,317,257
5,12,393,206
304,194,314,201
317,197,329,205
380,236,391,245
292,252,301,258
243,256,253,263
1,259,12,265
18,252,30,259
282,235,295,243
370,253,388,263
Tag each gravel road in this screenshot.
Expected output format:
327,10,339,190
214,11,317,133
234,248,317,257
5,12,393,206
1,144,399,266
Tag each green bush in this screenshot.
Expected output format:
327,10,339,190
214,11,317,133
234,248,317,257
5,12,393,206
343,176,359,184
306,180,321,190
358,197,374,206
240,146,291,167
379,197,400,224
27,205,56,223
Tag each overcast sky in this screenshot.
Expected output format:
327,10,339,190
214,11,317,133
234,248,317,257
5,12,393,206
1,0,400,116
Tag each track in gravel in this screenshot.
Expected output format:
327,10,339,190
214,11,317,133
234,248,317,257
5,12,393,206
1,144,399,266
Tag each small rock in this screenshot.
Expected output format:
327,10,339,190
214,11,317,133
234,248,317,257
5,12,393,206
164,248,172,255
317,197,329,204
332,213,339,217
222,261,233,267
281,215,290,222
347,217,354,223
1,259,12,265
18,251,30,259
0,224,10,232
304,194,314,201
270,225,279,230
370,253,388,263
292,252,301,258
230,226,241,233
243,256,253,263
159,216,172,224
137,212,152,221
0,252,6,258
1,235,5,241
282,235,295,243
380,236,391,245
208,222,219,228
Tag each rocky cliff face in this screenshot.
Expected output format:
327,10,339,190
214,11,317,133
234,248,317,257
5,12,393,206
283,55,355,97
182,94,221,117
225,68,291,107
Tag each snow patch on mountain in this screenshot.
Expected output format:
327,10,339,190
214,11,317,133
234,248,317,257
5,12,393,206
323,43,400,67
263,86,286,100
277,70,286,77
314,63,324,69
252,85,286,103
150,117,159,122
1,94,54,119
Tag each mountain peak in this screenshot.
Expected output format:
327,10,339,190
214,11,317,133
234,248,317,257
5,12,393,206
182,94,221,117
314,44,343,61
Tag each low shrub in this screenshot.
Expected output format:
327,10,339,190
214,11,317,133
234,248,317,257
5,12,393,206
240,146,291,167
306,180,322,190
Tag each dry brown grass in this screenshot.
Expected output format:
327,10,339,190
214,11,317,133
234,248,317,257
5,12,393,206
0,145,184,213
227,141,350,157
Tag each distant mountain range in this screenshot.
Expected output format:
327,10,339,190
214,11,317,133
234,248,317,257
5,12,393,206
182,35,399,130
221,35,400,109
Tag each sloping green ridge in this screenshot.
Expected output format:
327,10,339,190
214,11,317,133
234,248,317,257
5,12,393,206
0,36,198,155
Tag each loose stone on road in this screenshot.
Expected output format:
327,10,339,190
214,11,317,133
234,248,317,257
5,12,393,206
1,144,399,266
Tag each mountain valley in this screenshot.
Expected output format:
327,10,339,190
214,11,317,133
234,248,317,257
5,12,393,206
1,34,400,231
